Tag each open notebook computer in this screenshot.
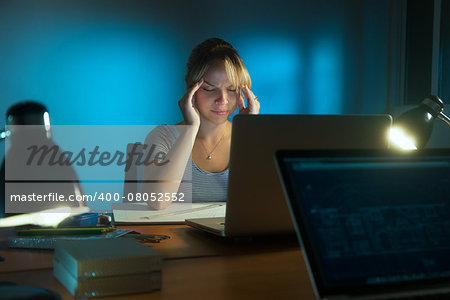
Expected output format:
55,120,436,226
275,149,450,299
185,114,392,237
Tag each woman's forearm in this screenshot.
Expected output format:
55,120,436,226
141,125,198,210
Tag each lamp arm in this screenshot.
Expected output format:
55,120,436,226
438,113,450,126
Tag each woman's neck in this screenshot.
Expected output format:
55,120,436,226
197,121,230,143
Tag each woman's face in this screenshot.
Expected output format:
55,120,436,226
194,61,239,125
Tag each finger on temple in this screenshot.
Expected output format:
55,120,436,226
238,94,246,109
189,79,204,96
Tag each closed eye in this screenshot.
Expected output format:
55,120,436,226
203,88,215,92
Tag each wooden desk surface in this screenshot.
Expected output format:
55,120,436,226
0,225,315,300
0,225,299,272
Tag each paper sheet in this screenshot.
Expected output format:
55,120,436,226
112,202,226,224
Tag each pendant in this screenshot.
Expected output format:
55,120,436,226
207,155,212,160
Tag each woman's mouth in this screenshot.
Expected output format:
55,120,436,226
211,110,228,116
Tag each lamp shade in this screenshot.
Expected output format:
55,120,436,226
392,95,446,149
6,101,49,125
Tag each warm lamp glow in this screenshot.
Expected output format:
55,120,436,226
389,127,417,150
0,206,90,227
392,95,450,149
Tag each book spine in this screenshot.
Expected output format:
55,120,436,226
54,258,162,298
54,246,79,278
53,258,77,297
77,256,162,278
75,272,161,298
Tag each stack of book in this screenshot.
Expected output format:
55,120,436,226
53,238,162,298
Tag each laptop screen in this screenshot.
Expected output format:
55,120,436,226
276,150,450,297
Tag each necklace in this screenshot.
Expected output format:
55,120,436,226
198,132,226,160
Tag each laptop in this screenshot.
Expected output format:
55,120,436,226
275,149,450,299
185,114,392,237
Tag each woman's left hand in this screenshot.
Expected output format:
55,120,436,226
238,86,260,115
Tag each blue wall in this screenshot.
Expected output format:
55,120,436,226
0,0,391,127
1,0,392,210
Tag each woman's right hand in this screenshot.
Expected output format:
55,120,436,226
178,79,203,127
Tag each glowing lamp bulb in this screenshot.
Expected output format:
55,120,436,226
388,127,417,150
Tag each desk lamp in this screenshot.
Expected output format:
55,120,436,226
1,101,51,140
1,102,51,217
389,95,450,149
1,101,84,221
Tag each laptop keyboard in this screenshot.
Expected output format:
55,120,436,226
388,292,450,299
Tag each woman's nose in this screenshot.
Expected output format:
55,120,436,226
216,90,229,104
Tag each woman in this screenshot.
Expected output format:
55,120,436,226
142,38,260,209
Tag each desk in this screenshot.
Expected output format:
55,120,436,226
0,225,316,300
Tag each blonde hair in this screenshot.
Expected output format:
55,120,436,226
186,38,251,90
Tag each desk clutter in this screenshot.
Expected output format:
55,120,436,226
7,227,131,249
7,227,171,249
53,238,162,298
